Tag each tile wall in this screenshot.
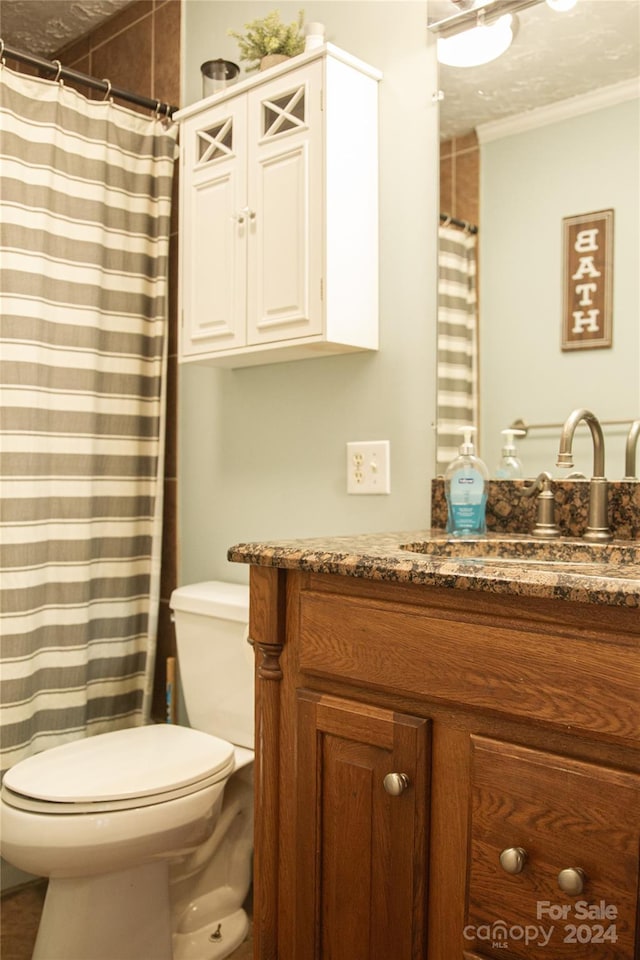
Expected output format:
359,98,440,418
440,131,480,229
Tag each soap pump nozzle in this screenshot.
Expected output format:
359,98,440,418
501,428,525,456
458,425,477,456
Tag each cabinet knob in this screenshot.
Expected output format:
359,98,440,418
241,206,257,221
232,212,245,225
557,867,586,896
499,847,527,875
383,772,410,796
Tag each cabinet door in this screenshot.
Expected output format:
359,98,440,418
181,99,247,355
295,691,430,960
465,736,640,960
246,63,323,346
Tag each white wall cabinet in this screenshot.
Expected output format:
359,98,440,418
176,46,381,368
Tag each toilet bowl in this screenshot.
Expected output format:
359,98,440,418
0,581,254,960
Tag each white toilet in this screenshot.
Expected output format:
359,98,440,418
0,581,254,960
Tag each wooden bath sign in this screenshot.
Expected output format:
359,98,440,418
562,209,613,351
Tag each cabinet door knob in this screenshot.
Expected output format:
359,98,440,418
557,867,586,896
383,772,409,796
499,847,527,875
241,206,257,221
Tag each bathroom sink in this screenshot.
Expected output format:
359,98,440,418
399,536,638,568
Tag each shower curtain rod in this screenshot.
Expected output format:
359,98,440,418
440,212,478,235
1,40,177,118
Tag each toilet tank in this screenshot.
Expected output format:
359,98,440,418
170,581,253,749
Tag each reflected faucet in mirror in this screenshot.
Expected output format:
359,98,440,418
624,420,640,480
436,2,639,480
556,408,612,543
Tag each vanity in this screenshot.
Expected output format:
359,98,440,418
229,527,640,960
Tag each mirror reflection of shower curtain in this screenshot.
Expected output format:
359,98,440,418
436,225,479,474
0,65,178,776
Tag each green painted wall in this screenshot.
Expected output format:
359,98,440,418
179,2,439,585
480,94,640,479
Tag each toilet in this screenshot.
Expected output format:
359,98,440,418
0,581,254,960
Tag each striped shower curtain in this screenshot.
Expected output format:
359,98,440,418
0,65,178,775
436,224,478,474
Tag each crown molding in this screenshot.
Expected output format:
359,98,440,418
477,76,640,143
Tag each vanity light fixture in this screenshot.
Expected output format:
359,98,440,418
431,0,578,68
437,11,516,67
545,0,578,10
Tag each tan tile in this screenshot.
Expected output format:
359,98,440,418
0,881,47,960
54,36,91,67
170,165,180,233
454,146,479,227
454,129,478,153
151,598,177,720
440,136,453,160
160,477,178,599
440,154,453,215
167,232,180,360
91,0,154,50
153,0,182,109
91,15,153,111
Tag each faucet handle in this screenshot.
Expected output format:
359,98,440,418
522,471,552,499
522,472,561,539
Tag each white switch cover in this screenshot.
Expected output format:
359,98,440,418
346,441,391,495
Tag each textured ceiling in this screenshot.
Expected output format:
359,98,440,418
434,0,640,138
1,0,638,137
0,0,133,56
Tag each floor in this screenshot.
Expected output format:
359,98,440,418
0,880,254,960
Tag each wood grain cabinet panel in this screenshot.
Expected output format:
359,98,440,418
466,736,640,960
294,691,430,960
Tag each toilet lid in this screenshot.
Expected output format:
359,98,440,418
3,725,235,808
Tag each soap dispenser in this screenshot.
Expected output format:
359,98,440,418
495,428,525,479
444,426,490,537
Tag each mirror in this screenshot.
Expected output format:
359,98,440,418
435,0,640,480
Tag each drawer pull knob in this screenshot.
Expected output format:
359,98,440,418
383,772,409,796
499,847,527,875
557,867,586,896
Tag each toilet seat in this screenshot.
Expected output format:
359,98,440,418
1,725,235,815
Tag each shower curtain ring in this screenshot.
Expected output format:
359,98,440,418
102,78,112,102
442,215,452,228
0,39,5,64
53,60,63,83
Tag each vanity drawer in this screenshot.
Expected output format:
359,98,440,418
297,589,640,742
465,736,640,960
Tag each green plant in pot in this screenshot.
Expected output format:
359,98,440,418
229,9,305,72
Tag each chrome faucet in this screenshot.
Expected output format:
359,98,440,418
556,408,612,542
624,420,640,479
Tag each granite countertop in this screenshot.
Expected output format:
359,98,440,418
228,530,640,608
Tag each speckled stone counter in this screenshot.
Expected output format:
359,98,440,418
228,529,640,609
431,478,640,540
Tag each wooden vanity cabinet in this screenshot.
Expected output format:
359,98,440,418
295,693,430,960
249,567,640,960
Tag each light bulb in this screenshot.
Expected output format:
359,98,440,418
546,0,578,10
